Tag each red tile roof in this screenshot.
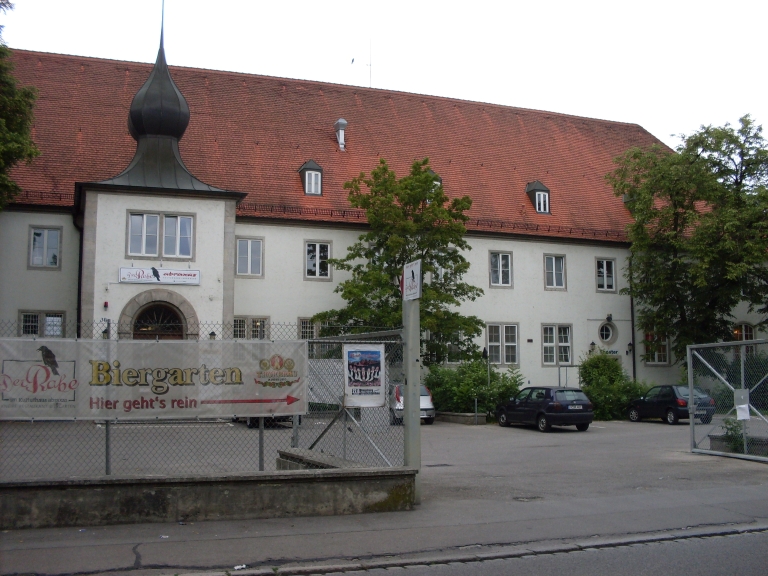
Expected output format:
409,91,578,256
9,49,665,242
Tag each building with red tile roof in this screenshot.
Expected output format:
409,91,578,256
1,43,707,387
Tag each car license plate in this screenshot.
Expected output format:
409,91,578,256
420,411,427,417
568,405,583,410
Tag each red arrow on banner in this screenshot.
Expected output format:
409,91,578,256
201,395,300,406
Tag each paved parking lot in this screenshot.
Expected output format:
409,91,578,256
420,417,765,503
2,417,767,576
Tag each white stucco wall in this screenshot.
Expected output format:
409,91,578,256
233,222,358,330
87,192,228,325
0,210,79,329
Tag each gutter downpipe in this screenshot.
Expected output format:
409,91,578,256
74,186,84,339
630,294,637,381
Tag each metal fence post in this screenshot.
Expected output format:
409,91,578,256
105,420,111,475
258,417,264,471
291,414,299,448
688,344,695,451
343,409,348,460
741,344,748,454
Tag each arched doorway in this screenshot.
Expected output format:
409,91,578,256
118,289,200,340
132,303,185,340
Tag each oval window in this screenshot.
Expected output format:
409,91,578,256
599,324,612,342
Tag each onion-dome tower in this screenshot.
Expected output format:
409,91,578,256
98,31,224,192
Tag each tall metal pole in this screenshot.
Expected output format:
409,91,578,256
258,416,265,471
403,297,421,503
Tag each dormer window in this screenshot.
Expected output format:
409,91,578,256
298,160,323,196
525,181,550,214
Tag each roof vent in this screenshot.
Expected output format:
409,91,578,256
334,118,347,151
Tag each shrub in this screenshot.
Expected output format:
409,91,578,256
578,352,648,420
722,418,745,452
425,360,524,415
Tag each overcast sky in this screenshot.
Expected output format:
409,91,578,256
3,0,766,149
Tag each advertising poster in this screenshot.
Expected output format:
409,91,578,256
0,338,307,420
343,343,386,408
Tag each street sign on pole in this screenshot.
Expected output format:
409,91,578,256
403,260,422,301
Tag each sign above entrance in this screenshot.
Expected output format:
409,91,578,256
119,267,200,285
402,260,422,301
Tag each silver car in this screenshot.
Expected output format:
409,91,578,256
390,384,435,425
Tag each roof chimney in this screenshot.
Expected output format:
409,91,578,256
334,118,347,151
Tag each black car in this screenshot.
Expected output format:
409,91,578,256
627,385,715,425
496,386,594,432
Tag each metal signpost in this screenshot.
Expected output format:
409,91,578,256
402,259,422,503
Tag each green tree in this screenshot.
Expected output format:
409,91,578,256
607,116,768,363
313,158,484,363
0,0,39,210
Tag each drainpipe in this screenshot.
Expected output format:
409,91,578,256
74,187,84,338
630,298,636,381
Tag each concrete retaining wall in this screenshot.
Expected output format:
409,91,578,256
0,468,416,530
436,411,488,425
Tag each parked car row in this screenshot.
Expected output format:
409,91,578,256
493,383,717,434
236,383,715,432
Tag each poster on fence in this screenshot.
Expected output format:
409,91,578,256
343,343,386,408
0,338,307,420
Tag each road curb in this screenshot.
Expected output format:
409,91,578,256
174,522,768,576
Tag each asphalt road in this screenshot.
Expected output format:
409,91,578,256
1,419,767,576
316,530,768,576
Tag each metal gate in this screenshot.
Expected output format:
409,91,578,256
688,339,768,463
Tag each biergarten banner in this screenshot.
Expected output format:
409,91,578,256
0,338,307,420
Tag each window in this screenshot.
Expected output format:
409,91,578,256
733,323,754,342
489,252,512,287
163,215,193,258
20,312,65,337
599,324,612,342
543,324,571,365
129,214,159,256
644,332,669,365
29,227,61,269
596,259,615,291
305,171,321,195
299,318,317,340
236,238,263,276
128,212,194,259
733,323,755,355
305,241,330,279
233,317,269,339
544,255,566,289
536,191,549,213
487,323,518,364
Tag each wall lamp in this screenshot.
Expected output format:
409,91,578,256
606,313,612,323
589,341,596,353
209,331,216,340
626,342,634,355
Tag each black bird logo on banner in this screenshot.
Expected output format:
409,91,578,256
37,346,59,375
151,267,161,281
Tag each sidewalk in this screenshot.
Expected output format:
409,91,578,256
2,421,767,575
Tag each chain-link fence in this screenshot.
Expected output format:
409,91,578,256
688,339,768,463
0,321,406,481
